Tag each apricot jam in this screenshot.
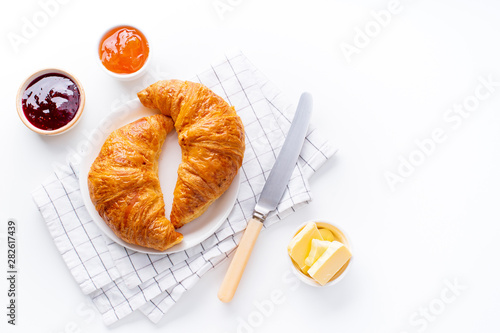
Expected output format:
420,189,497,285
22,73,81,131
99,26,149,74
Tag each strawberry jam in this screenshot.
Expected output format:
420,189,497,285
99,26,149,74
22,73,80,131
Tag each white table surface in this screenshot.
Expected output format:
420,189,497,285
1,0,500,332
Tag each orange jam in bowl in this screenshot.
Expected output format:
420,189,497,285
98,25,149,75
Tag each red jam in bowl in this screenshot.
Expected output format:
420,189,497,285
22,73,81,131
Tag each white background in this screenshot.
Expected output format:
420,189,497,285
1,0,500,332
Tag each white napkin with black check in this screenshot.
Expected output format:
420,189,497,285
32,51,337,325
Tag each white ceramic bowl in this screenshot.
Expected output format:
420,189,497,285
97,24,151,81
16,68,85,136
288,219,353,287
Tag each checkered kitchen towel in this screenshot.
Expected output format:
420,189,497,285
32,51,337,325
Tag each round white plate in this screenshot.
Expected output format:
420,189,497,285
79,98,240,254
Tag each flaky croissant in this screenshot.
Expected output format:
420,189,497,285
88,114,183,251
138,80,245,228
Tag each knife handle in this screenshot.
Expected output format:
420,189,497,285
218,217,263,303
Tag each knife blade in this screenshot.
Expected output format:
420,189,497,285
218,92,313,302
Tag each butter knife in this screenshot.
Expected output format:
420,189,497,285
218,92,313,302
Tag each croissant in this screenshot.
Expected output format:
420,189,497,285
138,80,245,229
88,114,183,251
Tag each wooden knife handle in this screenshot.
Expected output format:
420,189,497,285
218,217,263,303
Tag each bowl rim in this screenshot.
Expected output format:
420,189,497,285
288,219,353,287
16,68,86,136
96,24,151,81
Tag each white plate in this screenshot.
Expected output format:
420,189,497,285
79,98,240,254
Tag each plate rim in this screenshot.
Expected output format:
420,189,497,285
78,98,240,254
